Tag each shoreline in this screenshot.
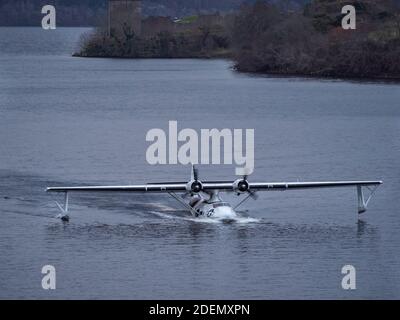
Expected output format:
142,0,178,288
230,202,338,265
237,69,400,83
72,53,400,83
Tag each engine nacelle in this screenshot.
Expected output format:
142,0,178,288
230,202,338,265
186,180,203,193
233,179,250,194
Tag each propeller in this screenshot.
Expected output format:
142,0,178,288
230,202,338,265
233,170,258,200
186,164,203,194
248,189,258,200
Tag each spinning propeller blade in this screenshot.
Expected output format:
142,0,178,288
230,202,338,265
242,168,257,200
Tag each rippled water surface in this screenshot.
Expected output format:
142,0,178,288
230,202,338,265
0,27,399,299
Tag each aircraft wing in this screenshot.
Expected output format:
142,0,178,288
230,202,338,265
192,180,382,191
46,184,188,193
249,180,382,190
47,180,382,193
46,180,382,215
200,180,382,214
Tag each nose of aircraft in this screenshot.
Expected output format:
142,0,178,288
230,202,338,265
212,206,237,219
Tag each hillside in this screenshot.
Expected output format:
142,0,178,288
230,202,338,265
232,0,400,79
76,0,400,80
0,0,308,26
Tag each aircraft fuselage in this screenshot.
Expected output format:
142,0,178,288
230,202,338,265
189,192,237,219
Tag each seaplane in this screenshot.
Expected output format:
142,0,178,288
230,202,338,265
46,165,382,222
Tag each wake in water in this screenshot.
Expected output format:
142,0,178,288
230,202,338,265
150,209,260,224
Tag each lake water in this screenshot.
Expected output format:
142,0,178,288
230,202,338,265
0,27,399,299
